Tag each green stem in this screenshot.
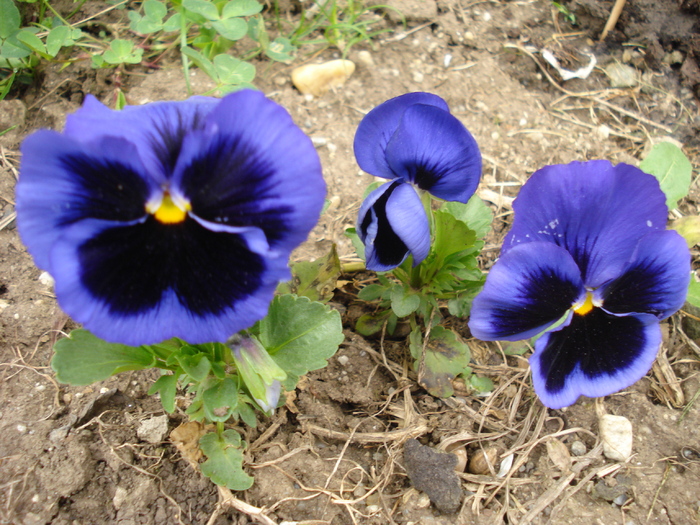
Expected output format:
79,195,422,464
341,261,365,273
179,7,192,96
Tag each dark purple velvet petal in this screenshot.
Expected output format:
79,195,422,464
353,93,449,180
384,104,481,202
357,181,430,271
48,218,289,346
173,90,325,254
530,310,660,409
502,161,668,288
64,94,218,183
600,230,690,319
469,242,585,341
17,133,157,270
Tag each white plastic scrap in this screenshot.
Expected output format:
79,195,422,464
541,49,597,81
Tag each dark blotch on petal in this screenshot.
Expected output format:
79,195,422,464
487,268,581,339
78,217,264,316
181,135,293,245
539,310,647,394
59,154,150,224
360,180,409,268
149,109,207,175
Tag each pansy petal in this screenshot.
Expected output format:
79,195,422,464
64,94,218,183
469,242,585,341
384,104,481,202
17,132,156,270
503,161,668,288
48,218,290,346
530,311,660,409
358,181,430,271
600,230,690,319
354,93,449,179
173,90,325,254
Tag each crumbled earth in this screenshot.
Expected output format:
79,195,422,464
1,1,700,524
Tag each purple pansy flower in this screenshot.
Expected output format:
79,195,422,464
16,90,325,346
354,93,482,271
469,161,690,409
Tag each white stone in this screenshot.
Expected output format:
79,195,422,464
600,414,633,461
137,415,169,444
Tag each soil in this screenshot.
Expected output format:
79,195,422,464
1,1,700,524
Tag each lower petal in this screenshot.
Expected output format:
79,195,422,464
49,218,289,346
357,181,429,271
469,242,584,341
530,310,660,409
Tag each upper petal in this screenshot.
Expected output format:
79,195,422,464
469,242,585,341
530,310,660,409
384,104,481,202
357,181,430,271
502,161,668,288
17,132,156,270
600,230,690,319
64,94,219,183
353,93,449,180
173,90,326,254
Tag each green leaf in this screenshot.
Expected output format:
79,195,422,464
0,0,21,39
163,12,181,32
687,278,700,309
355,309,391,336
177,352,211,382
211,17,247,40
46,26,73,56
143,0,167,21
202,377,239,422
390,285,420,318
52,329,156,385
1,35,31,59
357,283,385,301
265,36,295,62
222,0,262,18
344,227,365,260
182,0,219,20
258,295,344,390
200,430,254,490
102,39,143,64
409,326,471,398
212,53,255,84
277,245,341,302
148,373,178,413
469,374,493,394
441,195,493,240
670,215,700,248
181,46,216,78
15,29,47,57
639,142,693,210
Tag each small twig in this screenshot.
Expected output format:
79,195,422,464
210,486,278,525
600,0,627,41
305,422,428,444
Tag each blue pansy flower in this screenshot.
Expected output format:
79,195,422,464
354,93,482,271
16,90,326,346
469,161,690,409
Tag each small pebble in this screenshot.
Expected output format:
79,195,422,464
600,414,633,461
337,355,349,366
571,440,586,456
291,59,355,97
17,424,27,433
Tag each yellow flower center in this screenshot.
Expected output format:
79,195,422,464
573,292,595,316
148,192,191,224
